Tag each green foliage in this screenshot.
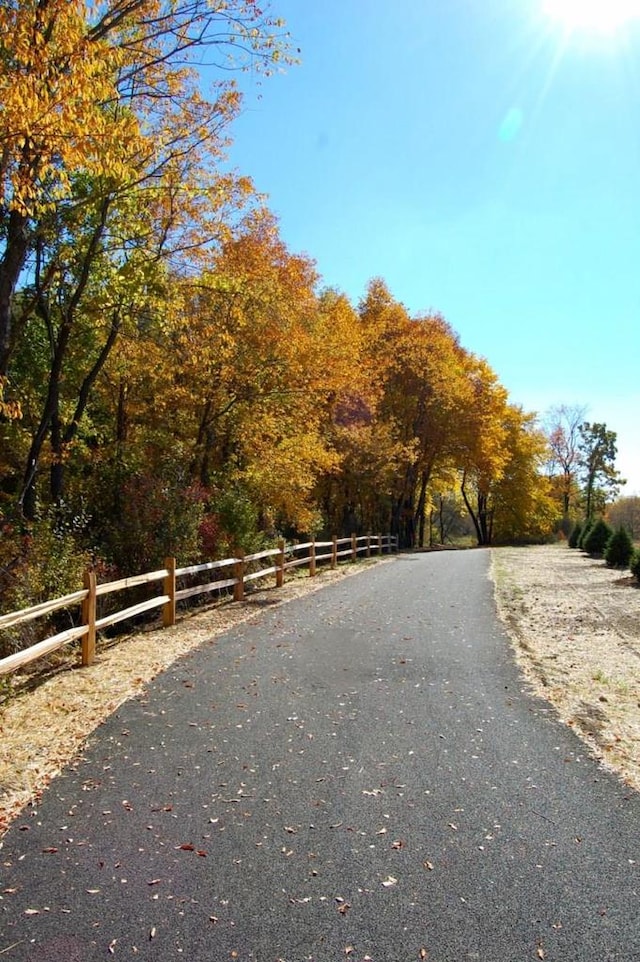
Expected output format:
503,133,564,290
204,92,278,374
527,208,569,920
604,525,634,568
209,486,266,555
630,549,640,582
578,422,624,518
578,518,594,549
582,518,612,557
568,521,582,548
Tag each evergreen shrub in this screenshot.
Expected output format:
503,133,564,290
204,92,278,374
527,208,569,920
604,526,634,568
630,549,640,582
568,522,582,548
583,518,612,557
578,518,594,549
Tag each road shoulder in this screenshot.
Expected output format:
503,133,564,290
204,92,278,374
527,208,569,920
492,542,640,792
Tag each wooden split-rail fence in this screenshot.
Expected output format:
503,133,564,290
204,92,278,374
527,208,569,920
0,534,398,678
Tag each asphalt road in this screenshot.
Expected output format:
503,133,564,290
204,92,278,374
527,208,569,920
1,550,639,962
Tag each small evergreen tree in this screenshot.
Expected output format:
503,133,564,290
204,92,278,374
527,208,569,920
630,549,640,582
578,518,594,549
583,518,612,557
604,525,634,568
568,521,583,548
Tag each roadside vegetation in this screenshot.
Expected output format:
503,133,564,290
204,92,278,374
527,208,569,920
567,498,640,585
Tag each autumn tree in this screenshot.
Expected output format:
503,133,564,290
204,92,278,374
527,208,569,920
426,489,471,546
317,416,407,536
0,0,295,520
14,167,255,518
356,279,477,547
308,288,404,536
388,315,475,547
0,377,20,421
155,213,360,537
606,496,640,541
487,407,555,544
458,358,510,546
0,0,293,372
543,403,587,527
0,0,128,377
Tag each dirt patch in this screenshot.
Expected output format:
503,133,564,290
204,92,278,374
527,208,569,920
492,543,640,792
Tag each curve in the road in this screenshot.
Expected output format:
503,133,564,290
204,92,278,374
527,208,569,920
1,550,639,961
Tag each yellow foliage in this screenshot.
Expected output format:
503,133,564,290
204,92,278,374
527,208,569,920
0,1,133,215
0,378,21,420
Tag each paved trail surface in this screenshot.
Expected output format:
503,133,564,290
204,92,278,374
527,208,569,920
1,551,639,961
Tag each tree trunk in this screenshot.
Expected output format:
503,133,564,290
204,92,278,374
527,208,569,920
415,472,429,548
116,379,129,445
49,313,122,504
0,210,30,376
460,473,492,546
18,200,111,516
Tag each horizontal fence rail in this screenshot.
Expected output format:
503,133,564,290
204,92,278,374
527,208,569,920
0,534,397,678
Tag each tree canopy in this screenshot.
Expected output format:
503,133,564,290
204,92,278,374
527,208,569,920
0,2,626,612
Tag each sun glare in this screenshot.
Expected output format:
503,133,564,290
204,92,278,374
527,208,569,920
543,0,640,33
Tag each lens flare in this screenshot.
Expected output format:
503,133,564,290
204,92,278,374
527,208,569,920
543,0,640,33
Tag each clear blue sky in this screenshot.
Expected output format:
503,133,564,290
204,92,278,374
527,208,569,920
218,0,640,493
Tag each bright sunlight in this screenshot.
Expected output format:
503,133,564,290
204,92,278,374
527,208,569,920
543,0,640,33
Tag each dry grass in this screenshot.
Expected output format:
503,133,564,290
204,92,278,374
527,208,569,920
492,543,640,792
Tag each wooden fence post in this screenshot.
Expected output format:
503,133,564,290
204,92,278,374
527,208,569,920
163,557,176,628
276,539,285,588
351,532,357,562
365,534,371,558
309,538,316,577
233,552,245,602
81,569,97,667
331,536,337,569
378,533,383,556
